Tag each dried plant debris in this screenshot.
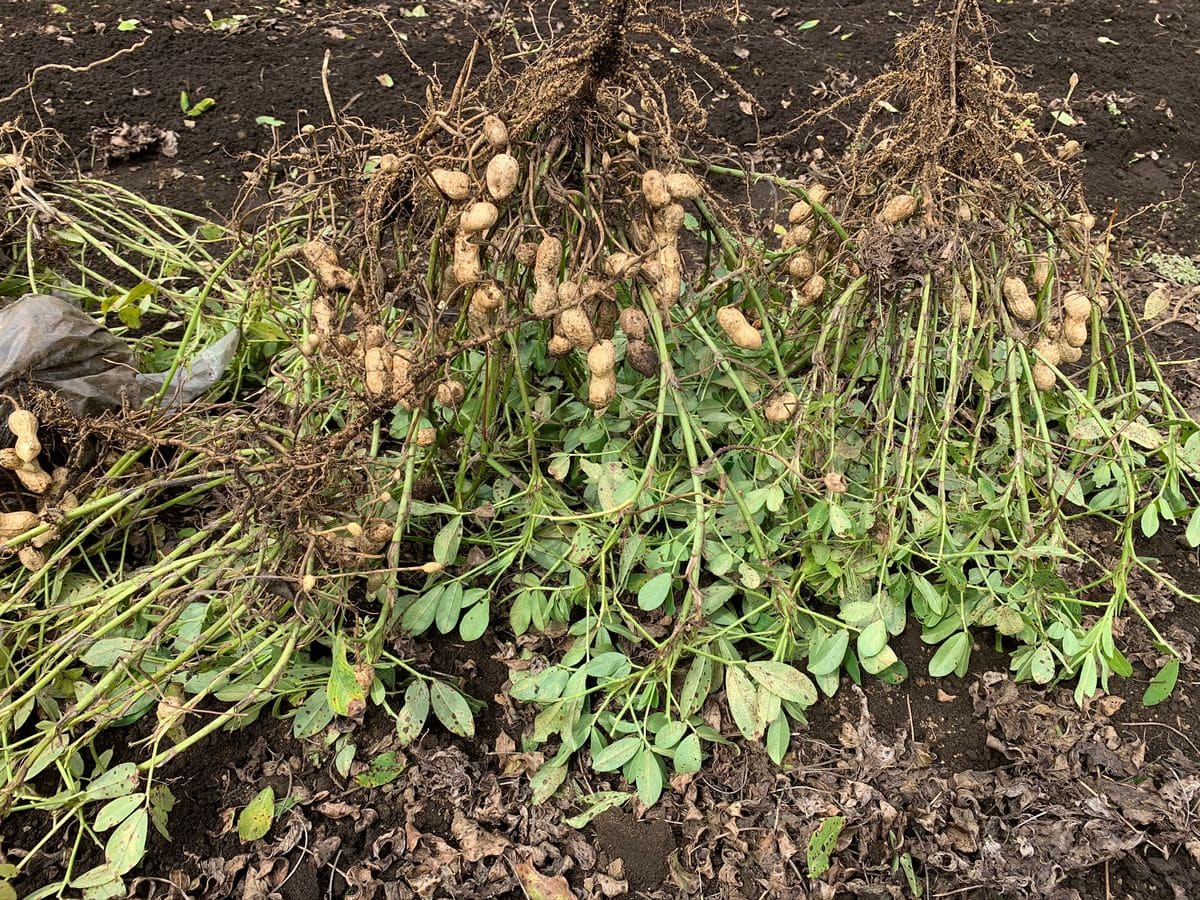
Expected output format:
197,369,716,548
88,120,179,161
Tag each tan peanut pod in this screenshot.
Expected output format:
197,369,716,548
535,235,561,281
641,259,663,282
379,153,402,173
515,242,538,267
879,194,919,225
665,173,702,200
482,115,509,149
788,200,813,225
716,306,762,350
654,203,686,238
764,392,798,423
950,279,973,321
588,372,617,410
311,295,334,336
485,153,520,200
604,252,640,278
781,224,813,249
806,185,830,206
18,546,45,572
587,340,616,377
461,201,499,234
800,275,826,306
429,168,471,200
391,350,415,403
1031,255,1052,292
362,324,387,350
1032,361,1055,391
452,230,482,285
619,307,649,341
471,281,504,313
1058,139,1082,161
466,301,493,337
1058,342,1083,364
532,282,558,318
1067,212,1096,240
364,347,391,396
1062,290,1091,321
366,521,394,547
547,334,573,358
1033,338,1062,367
0,510,39,540
641,170,671,209
31,524,58,549
653,271,682,310
1063,318,1088,348
8,410,40,463
15,462,51,494
299,333,322,357
558,307,595,350
557,281,582,308
1002,277,1037,321
435,379,465,408
301,241,355,292
415,427,438,447
625,339,659,377
787,253,815,281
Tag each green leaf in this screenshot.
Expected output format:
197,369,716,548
85,763,139,801
435,582,464,634
563,792,630,828
725,666,762,740
1029,644,1055,685
395,680,430,745
766,712,789,764
459,599,490,641
82,638,140,668
911,574,947,617
808,630,849,676
69,864,121,891
326,634,366,717
637,572,673,611
856,620,888,659
255,115,285,127
1140,502,1160,538
237,787,275,842
430,682,474,737
529,759,567,804
433,517,462,566
1142,658,1179,706
1186,508,1200,548
746,661,817,706
185,97,216,117
95,795,142,832
148,785,174,840
592,736,641,772
117,18,139,31
356,751,404,787
859,645,898,675
827,503,853,537
674,733,702,774
654,720,687,749
401,585,442,635
929,632,970,678
679,655,711,717
635,750,664,807
105,808,147,875
806,815,845,879
292,687,334,739
334,742,357,777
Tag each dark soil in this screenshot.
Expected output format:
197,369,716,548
2,1,1200,898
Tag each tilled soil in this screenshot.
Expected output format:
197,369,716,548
2,1,1199,898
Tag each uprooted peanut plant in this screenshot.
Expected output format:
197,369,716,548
1,1,1198,890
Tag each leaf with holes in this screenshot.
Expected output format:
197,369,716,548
807,815,845,879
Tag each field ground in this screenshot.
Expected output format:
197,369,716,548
2,0,1199,897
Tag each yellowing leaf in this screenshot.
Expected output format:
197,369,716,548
1143,286,1171,320
237,787,275,843
515,862,577,900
